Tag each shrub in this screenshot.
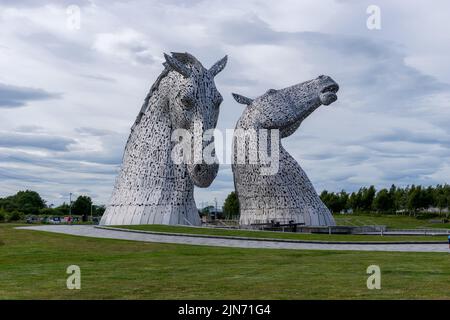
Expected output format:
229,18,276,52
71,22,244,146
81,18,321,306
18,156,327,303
416,212,440,220
39,208,55,216
0,208,7,222
7,210,24,222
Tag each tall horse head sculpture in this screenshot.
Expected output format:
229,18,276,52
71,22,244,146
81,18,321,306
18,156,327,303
101,52,227,226
231,75,339,226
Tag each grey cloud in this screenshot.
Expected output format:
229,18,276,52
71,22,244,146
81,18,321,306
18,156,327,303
0,168,44,183
0,132,75,151
92,29,158,66
215,16,279,45
0,151,118,176
0,83,61,108
20,32,95,63
75,127,117,137
78,74,116,83
0,0,91,7
62,132,128,165
15,125,46,133
378,166,440,184
368,128,450,147
216,16,450,112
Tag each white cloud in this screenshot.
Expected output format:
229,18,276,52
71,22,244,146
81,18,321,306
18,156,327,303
93,28,157,65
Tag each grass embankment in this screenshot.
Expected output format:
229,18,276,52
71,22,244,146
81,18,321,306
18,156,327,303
114,223,448,243
334,214,450,229
0,224,449,299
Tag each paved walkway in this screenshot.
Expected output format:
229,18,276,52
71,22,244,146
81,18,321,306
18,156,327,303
17,225,449,253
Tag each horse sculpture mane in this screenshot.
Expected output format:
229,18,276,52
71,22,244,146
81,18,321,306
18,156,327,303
100,52,227,226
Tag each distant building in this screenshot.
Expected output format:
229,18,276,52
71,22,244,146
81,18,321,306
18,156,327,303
200,206,223,221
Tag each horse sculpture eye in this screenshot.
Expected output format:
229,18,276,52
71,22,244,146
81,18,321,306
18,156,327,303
181,97,195,109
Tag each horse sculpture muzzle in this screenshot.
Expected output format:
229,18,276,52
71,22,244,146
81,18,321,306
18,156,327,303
188,162,219,187
318,76,339,106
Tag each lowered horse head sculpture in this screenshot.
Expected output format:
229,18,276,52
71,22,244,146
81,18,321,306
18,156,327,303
232,75,339,226
101,52,227,226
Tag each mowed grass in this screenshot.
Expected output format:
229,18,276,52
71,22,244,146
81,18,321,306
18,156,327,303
115,224,448,242
334,214,450,229
0,224,449,299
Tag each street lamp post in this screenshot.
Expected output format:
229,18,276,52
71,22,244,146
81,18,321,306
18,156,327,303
69,192,72,217
69,193,73,225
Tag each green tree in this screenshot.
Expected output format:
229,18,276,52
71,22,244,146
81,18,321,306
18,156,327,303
364,185,376,211
0,208,7,222
436,194,447,215
54,203,70,215
223,192,240,219
0,190,45,215
320,191,346,213
407,185,423,216
339,190,350,212
71,195,92,216
373,188,394,213
39,208,56,216
92,205,106,216
348,191,362,212
0,197,17,212
7,210,24,222
13,190,46,214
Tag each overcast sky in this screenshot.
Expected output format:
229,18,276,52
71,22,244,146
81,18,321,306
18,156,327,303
0,0,449,207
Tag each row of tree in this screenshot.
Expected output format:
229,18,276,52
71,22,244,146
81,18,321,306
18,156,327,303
2,184,449,222
320,184,450,215
221,184,450,219
0,190,105,222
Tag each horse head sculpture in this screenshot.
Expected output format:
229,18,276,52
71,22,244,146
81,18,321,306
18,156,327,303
101,52,227,226
231,75,339,226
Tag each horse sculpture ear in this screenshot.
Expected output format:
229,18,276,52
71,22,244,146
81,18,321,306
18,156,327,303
232,93,253,105
163,53,192,78
209,55,228,77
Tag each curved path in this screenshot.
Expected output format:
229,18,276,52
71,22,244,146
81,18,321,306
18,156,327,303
17,225,449,253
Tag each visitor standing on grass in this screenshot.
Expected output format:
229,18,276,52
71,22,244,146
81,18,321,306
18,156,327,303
448,235,450,250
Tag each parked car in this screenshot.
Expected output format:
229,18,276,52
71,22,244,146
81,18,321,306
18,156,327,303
26,216,39,224
48,217,61,224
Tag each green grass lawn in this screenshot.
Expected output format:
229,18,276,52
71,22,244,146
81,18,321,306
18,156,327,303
114,224,448,242
334,214,450,229
0,224,449,299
